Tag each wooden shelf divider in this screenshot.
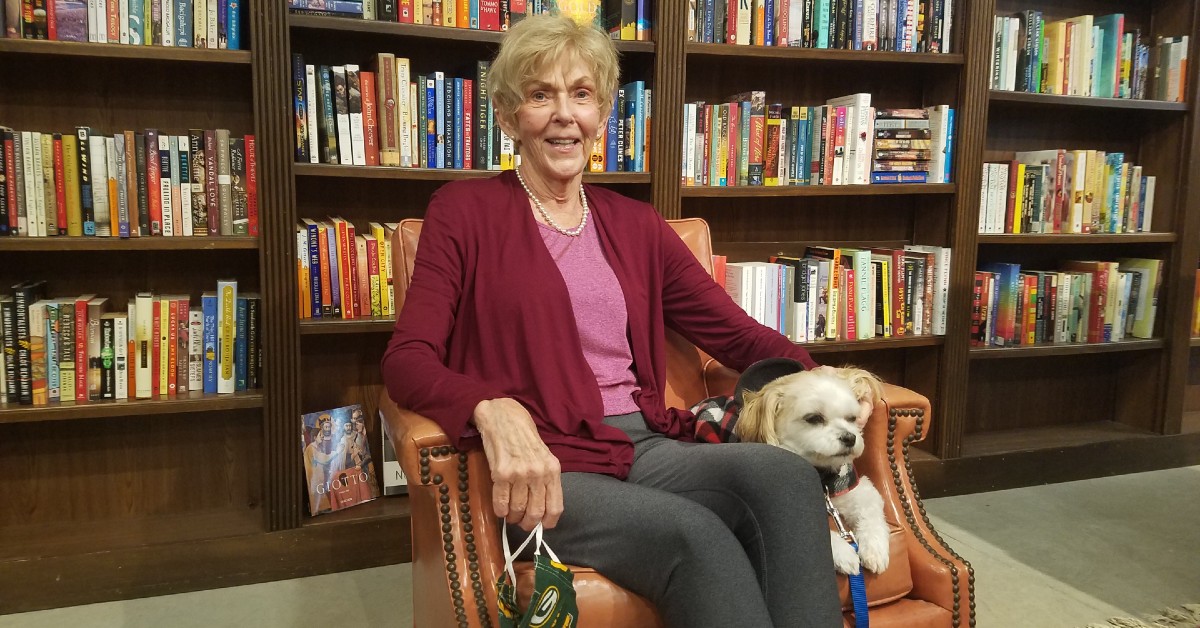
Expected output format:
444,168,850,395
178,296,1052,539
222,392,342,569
686,42,964,65
0,391,265,424
0,236,259,251
0,38,252,63
976,233,1177,245
681,183,954,197
989,89,1190,111
968,339,1164,360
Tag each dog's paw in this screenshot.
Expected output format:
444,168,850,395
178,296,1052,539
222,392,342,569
830,536,862,575
856,532,891,574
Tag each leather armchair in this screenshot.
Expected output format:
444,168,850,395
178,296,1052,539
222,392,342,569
380,217,975,628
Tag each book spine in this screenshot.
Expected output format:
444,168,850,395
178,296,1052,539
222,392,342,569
145,130,162,235
234,296,247,391
114,312,128,400
1,300,17,403
245,135,257,237
293,54,309,162
202,293,217,394
204,129,219,235
135,292,153,398
216,128,232,236
361,71,380,166
158,134,173,236
346,64,367,166
229,137,247,235
216,279,236,393
57,301,75,401
318,66,339,165
333,67,354,166
245,296,259,389
188,309,203,392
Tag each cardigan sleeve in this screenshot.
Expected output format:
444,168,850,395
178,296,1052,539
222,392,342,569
656,215,819,372
381,189,506,448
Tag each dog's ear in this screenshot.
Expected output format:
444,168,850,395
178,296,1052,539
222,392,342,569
838,367,884,429
736,384,784,446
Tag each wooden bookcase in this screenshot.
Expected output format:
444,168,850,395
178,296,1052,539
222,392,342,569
1,0,1198,615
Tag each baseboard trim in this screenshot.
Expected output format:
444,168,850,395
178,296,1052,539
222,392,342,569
912,432,1200,498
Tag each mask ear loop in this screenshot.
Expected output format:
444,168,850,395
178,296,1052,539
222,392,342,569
502,523,544,585
534,524,561,564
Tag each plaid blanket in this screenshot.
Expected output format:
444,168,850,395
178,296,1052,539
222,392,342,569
690,395,859,497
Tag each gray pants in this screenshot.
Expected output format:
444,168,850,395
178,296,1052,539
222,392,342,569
512,412,842,628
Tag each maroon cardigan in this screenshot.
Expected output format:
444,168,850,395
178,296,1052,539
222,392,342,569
381,171,818,478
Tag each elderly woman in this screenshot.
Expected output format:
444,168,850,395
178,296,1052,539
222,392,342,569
382,13,844,628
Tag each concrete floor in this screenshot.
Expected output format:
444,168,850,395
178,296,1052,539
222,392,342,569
2,466,1198,628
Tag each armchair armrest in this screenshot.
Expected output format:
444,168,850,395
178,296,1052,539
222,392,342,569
856,383,975,627
378,390,505,628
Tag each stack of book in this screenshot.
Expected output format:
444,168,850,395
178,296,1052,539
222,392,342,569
1,0,243,49
978,150,1155,235
297,219,395,321
0,127,257,238
0,279,260,406
688,0,955,53
972,258,1161,347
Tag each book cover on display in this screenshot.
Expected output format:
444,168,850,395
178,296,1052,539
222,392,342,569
380,410,409,496
301,404,380,516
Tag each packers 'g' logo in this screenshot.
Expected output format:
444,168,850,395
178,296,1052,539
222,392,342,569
529,586,560,626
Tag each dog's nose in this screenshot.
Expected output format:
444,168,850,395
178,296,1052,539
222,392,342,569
839,433,857,448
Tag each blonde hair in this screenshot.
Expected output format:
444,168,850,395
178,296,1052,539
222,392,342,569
488,13,620,133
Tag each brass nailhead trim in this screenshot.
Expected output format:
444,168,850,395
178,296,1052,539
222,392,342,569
888,407,976,628
431,451,493,628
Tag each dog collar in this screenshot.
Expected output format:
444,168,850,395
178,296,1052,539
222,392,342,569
820,464,859,498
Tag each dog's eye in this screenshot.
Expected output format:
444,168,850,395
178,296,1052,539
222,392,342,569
804,414,824,425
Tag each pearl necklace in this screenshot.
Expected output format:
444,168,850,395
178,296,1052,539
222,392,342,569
515,166,589,237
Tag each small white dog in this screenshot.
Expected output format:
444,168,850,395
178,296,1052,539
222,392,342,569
736,367,890,576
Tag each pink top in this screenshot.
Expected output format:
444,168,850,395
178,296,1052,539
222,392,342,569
537,215,641,416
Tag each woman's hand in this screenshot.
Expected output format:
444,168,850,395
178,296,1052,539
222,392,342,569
472,398,564,532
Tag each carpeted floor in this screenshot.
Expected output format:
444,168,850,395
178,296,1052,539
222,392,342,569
1082,604,1200,628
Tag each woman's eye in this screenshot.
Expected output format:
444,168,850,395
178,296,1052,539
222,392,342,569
530,91,547,102
575,90,591,99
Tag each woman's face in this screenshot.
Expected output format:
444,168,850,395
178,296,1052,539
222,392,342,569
509,56,603,186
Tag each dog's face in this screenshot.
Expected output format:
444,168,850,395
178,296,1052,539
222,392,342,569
736,370,866,471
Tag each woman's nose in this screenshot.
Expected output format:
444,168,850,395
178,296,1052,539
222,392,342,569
549,94,576,123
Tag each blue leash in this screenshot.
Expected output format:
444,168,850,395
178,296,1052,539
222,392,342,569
847,541,870,628
826,494,869,628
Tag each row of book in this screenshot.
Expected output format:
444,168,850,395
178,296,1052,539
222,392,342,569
1,0,244,49
978,150,1155,235
688,0,954,53
288,0,653,41
716,244,951,343
972,258,1161,348
0,280,259,407
297,219,396,320
990,12,1188,102
0,127,257,238
294,54,652,173
683,92,953,187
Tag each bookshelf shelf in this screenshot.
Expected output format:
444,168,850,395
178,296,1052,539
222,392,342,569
288,14,654,53
976,233,1177,245
0,391,265,425
299,317,395,335
685,42,964,65
960,420,1155,458
0,39,252,64
802,335,945,354
0,236,259,251
681,183,955,197
988,90,1189,112
301,494,411,528
293,163,651,183
968,339,1164,360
